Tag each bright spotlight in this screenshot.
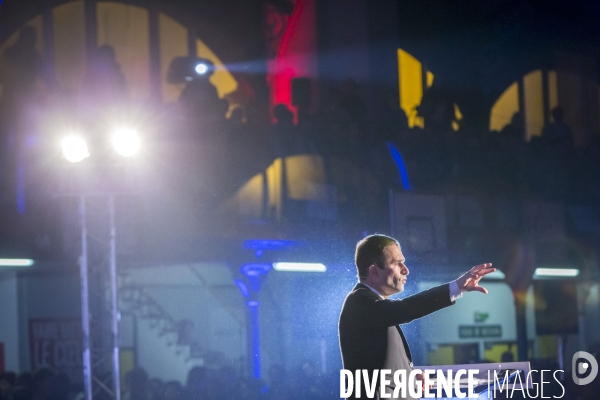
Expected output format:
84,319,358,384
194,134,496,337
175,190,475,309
534,268,579,278
112,128,140,157
273,262,327,272
0,258,34,267
62,135,89,163
195,63,208,75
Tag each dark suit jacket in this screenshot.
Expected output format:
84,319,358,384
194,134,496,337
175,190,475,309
338,282,455,399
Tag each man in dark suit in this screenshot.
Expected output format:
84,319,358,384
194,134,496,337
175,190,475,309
339,234,494,399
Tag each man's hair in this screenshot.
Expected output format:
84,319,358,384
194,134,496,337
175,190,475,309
355,234,400,279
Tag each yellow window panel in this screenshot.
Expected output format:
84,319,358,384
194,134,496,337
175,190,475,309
222,172,265,218
397,49,423,128
454,103,463,121
159,13,188,103
490,81,519,132
53,0,86,93
426,71,434,88
483,343,518,363
524,69,544,140
266,157,283,219
428,345,454,366
548,70,558,115
285,155,326,200
452,104,462,132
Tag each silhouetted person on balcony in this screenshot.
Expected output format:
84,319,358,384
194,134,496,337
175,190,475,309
312,89,353,157
339,79,366,128
501,111,525,143
541,106,573,147
83,45,127,109
0,26,43,109
229,106,245,126
220,105,243,149
272,103,308,156
377,88,409,143
274,103,294,127
179,74,228,139
416,87,454,134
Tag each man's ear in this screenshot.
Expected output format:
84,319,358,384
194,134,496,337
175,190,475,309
367,264,378,278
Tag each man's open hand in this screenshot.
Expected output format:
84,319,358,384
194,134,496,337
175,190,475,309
456,263,495,294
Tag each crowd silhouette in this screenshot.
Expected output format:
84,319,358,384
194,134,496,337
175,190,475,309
3,350,598,400
1,27,599,224
0,361,338,400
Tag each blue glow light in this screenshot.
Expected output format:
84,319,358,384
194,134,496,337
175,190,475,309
246,300,261,378
244,239,300,251
16,152,25,213
234,279,249,298
240,263,272,277
386,141,412,191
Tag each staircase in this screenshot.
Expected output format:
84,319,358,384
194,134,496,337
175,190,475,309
118,263,246,383
119,285,204,383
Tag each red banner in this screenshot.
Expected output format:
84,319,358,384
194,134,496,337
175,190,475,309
29,318,82,381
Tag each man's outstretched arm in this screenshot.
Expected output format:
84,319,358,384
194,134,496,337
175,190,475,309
358,263,496,328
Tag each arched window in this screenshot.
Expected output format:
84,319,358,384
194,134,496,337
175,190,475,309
0,0,237,102
397,48,462,131
490,69,560,140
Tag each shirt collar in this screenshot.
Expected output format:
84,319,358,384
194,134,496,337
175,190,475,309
359,282,385,299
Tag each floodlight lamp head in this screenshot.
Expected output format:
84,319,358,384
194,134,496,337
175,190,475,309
112,128,140,157
62,135,89,163
195,63,208,75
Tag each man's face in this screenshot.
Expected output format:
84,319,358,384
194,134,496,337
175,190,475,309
370,244,409,297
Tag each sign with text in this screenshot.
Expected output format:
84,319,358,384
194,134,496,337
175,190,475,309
459,325,502,339
420,281,517,343
29,318,82,382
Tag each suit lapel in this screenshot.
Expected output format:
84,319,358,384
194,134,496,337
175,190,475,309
355,282,414,364
396,325,413,363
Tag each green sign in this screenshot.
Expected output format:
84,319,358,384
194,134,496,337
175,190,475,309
474,311,489,323
459,325,502,339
